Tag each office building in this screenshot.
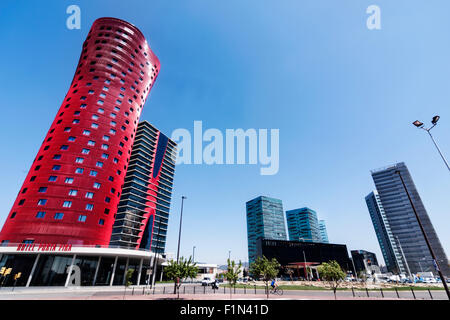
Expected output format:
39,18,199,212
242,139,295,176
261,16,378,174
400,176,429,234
369,162,449,277
318,220,329,243
365,190,404,274
246,196,287,264
286,207,321,242
351,250,379,275
110,121,177,253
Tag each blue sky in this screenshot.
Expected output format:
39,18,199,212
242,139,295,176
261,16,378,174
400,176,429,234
0,0,449,265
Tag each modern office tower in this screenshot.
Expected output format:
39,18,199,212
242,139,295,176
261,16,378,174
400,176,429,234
0,18,160,246
318,220,329,243
286,207,321,243
351,250,379,274
110,121,176,253
246,196,287,264
365,191,404,274
369,162,449,276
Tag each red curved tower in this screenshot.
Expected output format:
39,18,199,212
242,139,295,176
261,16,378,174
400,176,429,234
0,17,160,246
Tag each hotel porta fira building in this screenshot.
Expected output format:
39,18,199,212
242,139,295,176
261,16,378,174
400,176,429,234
0,18,177,287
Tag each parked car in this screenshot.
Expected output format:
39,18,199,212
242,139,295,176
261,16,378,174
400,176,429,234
201,277,215,286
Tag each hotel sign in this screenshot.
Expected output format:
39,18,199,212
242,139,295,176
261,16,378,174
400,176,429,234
16,243,73,252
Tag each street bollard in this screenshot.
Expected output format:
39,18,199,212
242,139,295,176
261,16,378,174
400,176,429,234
244,286,246,295
351,287,355,297
142,287,145,295
394,287,399,298
163,287,165,294
132,288,134,296
380,288,384,298
224,286,225,294
428,289,433,300
183,286,185,294
204,286,206,294
366,288,369,297
194,286,195,294
234,286,236,294
254,285,256,294
410,287,416,299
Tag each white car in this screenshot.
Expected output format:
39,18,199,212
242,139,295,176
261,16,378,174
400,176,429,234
423,278,437,284
201,277,215,286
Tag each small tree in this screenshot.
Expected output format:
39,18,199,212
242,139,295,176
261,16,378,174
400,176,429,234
317,260,346,300
249,256,280,299
284,266,294,282
225,259,242,298
125,269,134,287
164,256,198,298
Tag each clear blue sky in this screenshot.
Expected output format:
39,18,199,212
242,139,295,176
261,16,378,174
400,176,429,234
0,0,449,265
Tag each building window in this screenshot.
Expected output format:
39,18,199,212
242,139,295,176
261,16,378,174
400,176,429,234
68,136,76,142
75,168,84,174
85,192,94,199
37,199,47,205
38,187,47,193
98,108,104,113
92,115,99,120
83,130,90,136
61,145,69,150
54,213,64,220
53,154,61,160
93,182,101,189
101,144,109,150
96,161,103,168
68,189,78,196
86,204,94,211
35,165,41,171
102,153,109,159
10,212,17,219
78,215,87,222
52,165,61,171
63,201,72,208
73,119,80,124
65,178,74,184
87,140,95,146
36,211,46,219
91,123,99,129
99,219,105,225
105,197,111,203
75,157,84,163
89,170,98,177
48,176,57,182
80,104,87,109
82,148,90,154
64,127,71,132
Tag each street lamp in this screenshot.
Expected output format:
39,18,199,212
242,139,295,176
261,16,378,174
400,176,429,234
192,246,196,263
412,115,450,171
176,196,187,264
395,170,450,299
228,250,231,262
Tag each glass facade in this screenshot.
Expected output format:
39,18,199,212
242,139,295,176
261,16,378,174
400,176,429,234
246,196,287,264
286,207,321,243
110,121,176,254
318,220,329,243
365,190,404,274
369,162,449,276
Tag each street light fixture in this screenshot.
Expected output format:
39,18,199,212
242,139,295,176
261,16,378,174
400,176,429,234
176,196,187,264
412,115,450,171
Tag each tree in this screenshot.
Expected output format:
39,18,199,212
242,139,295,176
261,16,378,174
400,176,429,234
284,266,294,282
317,260,346,300
224,259,242,298
164,256,198,298
249,256,280,299
125,269,134,287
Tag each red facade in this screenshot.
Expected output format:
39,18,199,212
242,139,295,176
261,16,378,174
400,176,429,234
0,18,160,246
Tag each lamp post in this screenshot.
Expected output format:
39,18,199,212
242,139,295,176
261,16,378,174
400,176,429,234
413,116,450,171
395,170,450,299
228,250,231,262
192,246,196,263
176,196,187,264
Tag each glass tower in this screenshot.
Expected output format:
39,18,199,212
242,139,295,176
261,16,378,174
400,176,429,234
246,196,287,264
318,220,329,243
286,207,321,243
369,162,449,276
110,121,176,253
